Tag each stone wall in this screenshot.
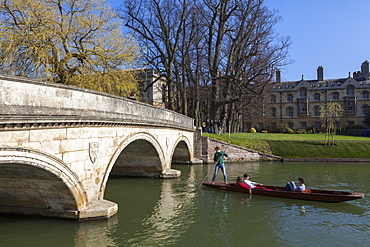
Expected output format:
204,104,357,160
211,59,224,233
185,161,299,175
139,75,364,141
201,136,282,163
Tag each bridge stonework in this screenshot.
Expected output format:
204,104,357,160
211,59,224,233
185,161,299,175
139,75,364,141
0,76,197,220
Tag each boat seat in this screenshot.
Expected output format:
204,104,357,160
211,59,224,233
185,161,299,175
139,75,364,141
304,188,311,193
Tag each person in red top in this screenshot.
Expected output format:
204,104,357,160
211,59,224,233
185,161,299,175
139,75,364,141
236,176,252,194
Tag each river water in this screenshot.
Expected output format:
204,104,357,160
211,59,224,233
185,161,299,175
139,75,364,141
0,162,369,247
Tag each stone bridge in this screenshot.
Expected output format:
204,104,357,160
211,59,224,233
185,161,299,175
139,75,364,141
0,75,199,220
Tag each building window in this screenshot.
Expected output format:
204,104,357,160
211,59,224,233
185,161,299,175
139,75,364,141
271,107,277,118
287,94,293,102
363,105,369,116
314,106,320,117
314,93,320,101
362,91,369,99
297,98,308,115
300,88,307,98
271,94,276,103
314,122,321,129
287,122,294,129
271,122,277,130
287,107,293,118
258,122,263,130
300,122,307,129
346,85,355,96
345,101,356,114
332,92,339,101
299,103,307,115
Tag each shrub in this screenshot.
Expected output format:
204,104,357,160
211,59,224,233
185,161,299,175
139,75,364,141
296,129,307,134
261,130,268,133
307,126,316,134
278,123,288,133
250,127,256,133
346,124,366,129
286,128,294,134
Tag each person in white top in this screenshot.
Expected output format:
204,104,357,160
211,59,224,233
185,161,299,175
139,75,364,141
243,173,263,189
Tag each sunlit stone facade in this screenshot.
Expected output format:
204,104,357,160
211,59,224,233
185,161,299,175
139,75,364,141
246,61,370,132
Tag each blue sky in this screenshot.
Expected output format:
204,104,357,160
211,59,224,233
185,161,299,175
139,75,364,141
108,0,370,81
265,0,370,81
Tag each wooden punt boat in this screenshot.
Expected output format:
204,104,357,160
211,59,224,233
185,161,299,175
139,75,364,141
202,181,364,203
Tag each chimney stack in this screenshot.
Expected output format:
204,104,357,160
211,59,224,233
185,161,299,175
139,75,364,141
317,66,323,81
361,60,369,80
353,71,362,78
275,69,281,83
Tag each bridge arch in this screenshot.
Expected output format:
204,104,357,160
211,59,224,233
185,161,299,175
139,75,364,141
171,135,192,164
100,132,165,196
0,148,88,219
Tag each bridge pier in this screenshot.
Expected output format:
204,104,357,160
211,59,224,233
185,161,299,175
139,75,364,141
160,169,181,179
79,199,118,220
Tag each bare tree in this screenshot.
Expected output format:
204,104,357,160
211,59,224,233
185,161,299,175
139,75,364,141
120,0,193,111
202,0,290,129
119,0,290,129
176,3,210,123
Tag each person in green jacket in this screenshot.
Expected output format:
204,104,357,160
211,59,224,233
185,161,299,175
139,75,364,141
212,146,228,184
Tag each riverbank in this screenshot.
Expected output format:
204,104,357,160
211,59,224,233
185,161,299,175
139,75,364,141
203,133,370,159
200,136,281,163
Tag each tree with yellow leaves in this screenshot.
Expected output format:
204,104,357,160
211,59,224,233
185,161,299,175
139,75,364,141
0,0,140,97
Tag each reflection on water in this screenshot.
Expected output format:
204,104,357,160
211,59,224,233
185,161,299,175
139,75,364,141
0,162,369,246
128,181,196,246
74,216,119,247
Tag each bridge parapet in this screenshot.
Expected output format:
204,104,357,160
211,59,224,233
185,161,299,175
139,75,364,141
0,75,194,131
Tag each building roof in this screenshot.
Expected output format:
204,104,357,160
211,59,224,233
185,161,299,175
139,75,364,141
270,76,369,91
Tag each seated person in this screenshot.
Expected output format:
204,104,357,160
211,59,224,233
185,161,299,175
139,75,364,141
236,176,252,193
243,173,263,189
237,176,250,189
284,177,306,192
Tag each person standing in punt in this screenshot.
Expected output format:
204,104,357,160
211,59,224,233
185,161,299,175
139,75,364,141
211,146,228,184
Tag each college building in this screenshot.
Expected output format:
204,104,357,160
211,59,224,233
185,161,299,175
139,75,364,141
246,60,370,132
134,68,167,107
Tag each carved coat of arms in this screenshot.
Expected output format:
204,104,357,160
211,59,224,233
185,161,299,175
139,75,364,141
89,142,99,164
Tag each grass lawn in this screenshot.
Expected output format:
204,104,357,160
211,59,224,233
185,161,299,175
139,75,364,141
203,133,370,158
